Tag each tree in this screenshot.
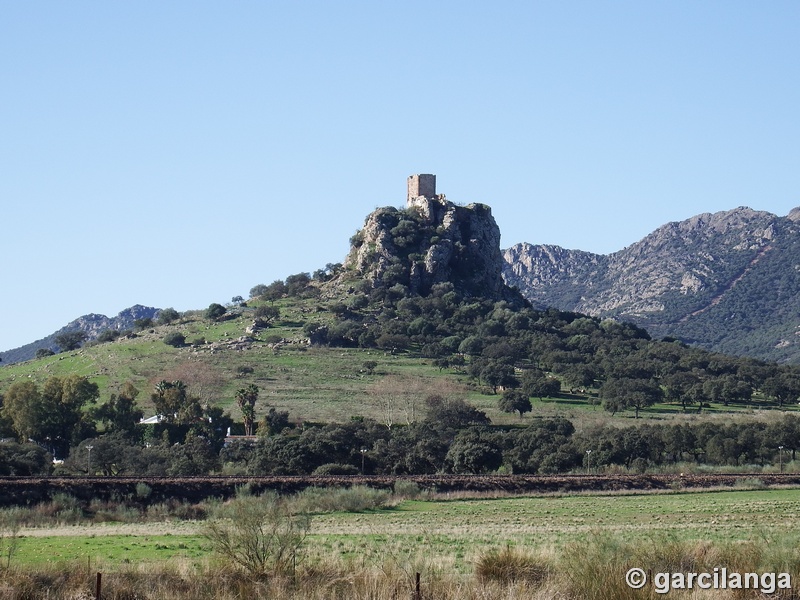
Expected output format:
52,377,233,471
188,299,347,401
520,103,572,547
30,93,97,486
262,280,287,302
260,407,291,436
133,318,154,331
205,303,227,321
96,329,121,343
521,371,561,400
54,330,87,352
425,395,490,428
93,382,143,436
480,361,517,394
601,377,663,418
446,429,503,474
0,440,51,476
3,375,99,458
254,305,280,323
156,307,180,325
249,284,269,299
204,493,311,579
235,384,259,436
367,375,446,428
285,273,312,297
151,380,202,424
663,371,703,412
763,370,800,408
498,389,532,418
35,348,55,359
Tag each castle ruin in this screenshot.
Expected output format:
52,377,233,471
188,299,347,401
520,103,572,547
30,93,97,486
407,174,436,203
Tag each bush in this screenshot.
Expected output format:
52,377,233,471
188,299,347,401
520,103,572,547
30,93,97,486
136,483,152,500
163,332,186,348
96,329,121,343
157,308,180,325
205,303,227,321
134,318,154,331
204,493,311,578
35,348,55,359
393,480,422,499
311,463,359,476
293,486,390,514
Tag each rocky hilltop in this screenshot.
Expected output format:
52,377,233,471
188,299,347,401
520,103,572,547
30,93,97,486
503,207,800,363
0,305,160,364
346,175,522,304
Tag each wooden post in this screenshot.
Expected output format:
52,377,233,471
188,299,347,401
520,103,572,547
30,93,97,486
415,572,421,600
95,572,102,600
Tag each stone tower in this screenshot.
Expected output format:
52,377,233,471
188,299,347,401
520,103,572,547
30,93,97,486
407,174,436,202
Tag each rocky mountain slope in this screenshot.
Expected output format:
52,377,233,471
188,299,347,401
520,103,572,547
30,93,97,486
503,206,800,363
346,185,524,304
0,305,160,365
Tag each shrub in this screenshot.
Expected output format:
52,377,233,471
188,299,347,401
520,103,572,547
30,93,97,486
163,332,186,348
393,480,422,499
204,493,311,578
134,318,154,331
157,308,180,325
136,483,152,500
362,360,378,375
311,463,359,476
293,486,390,514
205,303,227,321
97,329,121,343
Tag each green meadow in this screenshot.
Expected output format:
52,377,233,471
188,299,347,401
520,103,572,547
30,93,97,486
9,487,800,572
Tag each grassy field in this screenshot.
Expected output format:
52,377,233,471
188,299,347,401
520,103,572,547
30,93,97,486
8,487,800,571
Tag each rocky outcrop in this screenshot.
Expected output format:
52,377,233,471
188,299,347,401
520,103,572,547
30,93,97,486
0,305,160,364
346,194,518,302
503,206,800,363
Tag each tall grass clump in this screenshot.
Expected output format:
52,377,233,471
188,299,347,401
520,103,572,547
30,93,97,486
475,545,551,586
293,485,390,513
560,531,651,600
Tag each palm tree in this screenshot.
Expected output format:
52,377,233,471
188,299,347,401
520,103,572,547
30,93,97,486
235,384,259,436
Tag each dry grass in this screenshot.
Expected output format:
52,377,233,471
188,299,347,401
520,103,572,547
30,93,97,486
1,540,798,600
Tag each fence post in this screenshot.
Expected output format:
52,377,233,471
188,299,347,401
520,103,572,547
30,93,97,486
95,572,102,600
415,572,421,600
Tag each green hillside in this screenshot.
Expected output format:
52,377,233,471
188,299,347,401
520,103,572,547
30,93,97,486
2,197,800,477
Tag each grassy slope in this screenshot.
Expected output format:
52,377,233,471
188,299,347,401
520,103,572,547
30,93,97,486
0,295,794,429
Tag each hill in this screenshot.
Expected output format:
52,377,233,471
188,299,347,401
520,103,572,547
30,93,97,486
2,177,800,477
0,305,161,365
503,206,800,363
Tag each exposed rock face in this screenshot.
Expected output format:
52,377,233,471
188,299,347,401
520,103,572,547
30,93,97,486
503,206,800,363
346,193,515,301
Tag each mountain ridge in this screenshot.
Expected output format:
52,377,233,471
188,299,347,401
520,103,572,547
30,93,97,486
0,305,160,364
503,206,800,363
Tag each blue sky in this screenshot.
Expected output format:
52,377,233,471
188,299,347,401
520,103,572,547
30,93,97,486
2,2,799,351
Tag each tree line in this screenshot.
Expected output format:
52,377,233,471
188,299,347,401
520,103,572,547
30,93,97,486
2,372,799,477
